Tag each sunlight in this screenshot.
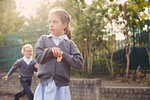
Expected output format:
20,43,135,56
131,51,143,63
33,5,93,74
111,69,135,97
15,0,57,19
106,0,128,4
15,0,128,19
85,0,93,5
15,0,42,19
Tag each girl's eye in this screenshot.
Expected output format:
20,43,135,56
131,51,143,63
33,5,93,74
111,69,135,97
49,20,57,24
53,21,57,23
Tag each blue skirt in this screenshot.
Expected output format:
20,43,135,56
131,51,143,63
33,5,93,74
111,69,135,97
34,79,71,100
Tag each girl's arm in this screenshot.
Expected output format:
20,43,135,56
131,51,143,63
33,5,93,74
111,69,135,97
62,41,84,69
35,36,54,64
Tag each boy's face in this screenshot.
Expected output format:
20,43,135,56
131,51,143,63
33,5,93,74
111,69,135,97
48,14,67,36
23,47,33,59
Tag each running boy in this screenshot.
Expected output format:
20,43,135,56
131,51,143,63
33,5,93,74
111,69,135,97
2,44,38,100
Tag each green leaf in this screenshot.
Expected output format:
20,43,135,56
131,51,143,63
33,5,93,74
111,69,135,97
142,14,147,20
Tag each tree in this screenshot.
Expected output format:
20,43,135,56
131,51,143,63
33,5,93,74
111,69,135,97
52,0,107,74
0,0,25,46
105,0,149,77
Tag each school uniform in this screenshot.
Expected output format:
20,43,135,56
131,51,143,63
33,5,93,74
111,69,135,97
7,56,37,100
34,34,84,100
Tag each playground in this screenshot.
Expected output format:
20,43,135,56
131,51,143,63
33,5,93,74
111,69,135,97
0,0,150,100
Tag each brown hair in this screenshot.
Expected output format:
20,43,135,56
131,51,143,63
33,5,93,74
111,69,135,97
49,8,71,39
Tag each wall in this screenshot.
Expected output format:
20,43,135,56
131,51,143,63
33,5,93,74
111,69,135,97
0,72,150,100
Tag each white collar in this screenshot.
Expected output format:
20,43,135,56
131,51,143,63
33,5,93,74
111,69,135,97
48,33,68,40
23,56,33,65
23,56,33,61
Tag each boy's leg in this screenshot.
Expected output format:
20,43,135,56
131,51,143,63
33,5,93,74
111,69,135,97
14,90,26,100
20,78,33,100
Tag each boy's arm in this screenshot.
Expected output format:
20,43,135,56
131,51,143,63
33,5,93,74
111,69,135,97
32,58,38,72
62,41,84,69
7,60,20,77
34,63,38,72
34,36,53,64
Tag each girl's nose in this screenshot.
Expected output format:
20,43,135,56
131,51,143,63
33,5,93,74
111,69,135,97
49,23,54,27
27,53,31,55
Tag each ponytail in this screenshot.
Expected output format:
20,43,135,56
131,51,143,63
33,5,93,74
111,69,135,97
65,26,71,40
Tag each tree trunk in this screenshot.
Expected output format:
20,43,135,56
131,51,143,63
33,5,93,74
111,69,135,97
148,32,150,64
125,38,131,78
110,36,115,76
84,34,93,74
103,47,111,74
87,36,92,74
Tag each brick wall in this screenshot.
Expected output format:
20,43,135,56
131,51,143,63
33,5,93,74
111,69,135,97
70,78,101,100
99,86,150,100
0,72,150,100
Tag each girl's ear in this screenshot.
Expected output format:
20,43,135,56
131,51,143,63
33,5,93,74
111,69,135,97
63,23,68,29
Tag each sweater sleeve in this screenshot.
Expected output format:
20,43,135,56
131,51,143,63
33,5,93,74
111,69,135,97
62,41,84,69
7,60,20,77
34,35,53,64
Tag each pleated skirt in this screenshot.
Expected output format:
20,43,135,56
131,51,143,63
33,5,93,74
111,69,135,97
34,79,71,100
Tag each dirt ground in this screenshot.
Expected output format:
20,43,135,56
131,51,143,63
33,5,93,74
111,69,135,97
100,73,150,87
0,93,27,100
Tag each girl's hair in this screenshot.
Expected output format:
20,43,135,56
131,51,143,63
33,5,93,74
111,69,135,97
49,8,71,39
21,44,33,54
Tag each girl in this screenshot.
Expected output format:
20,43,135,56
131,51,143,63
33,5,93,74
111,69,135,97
34,8,83,100
2,44,38,100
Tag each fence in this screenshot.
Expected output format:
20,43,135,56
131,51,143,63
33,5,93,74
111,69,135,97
131,28,150,71
0,25,149,75
91,27,149,75
0,23,49,71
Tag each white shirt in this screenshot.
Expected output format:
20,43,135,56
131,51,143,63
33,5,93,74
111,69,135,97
23,56,33,65
48,34,68,46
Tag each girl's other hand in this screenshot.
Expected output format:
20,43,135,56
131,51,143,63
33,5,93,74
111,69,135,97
52,47,62,57
34,64,39,68
2,76,8,80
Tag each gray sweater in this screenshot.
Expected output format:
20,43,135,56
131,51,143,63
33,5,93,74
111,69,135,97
35,35,83,87
7,58,37,78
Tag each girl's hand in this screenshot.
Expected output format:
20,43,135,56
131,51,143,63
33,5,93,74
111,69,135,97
2,76,8,81
52,47,62,57
34,64,38,68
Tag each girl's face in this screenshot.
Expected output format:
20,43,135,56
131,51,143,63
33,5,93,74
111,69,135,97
23,47,33,59
48,14,67,37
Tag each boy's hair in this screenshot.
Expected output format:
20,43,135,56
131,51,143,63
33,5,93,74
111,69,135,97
21,44,33,54
49,8,71,39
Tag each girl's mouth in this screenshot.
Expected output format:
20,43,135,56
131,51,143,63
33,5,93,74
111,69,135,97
50,29,54,31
